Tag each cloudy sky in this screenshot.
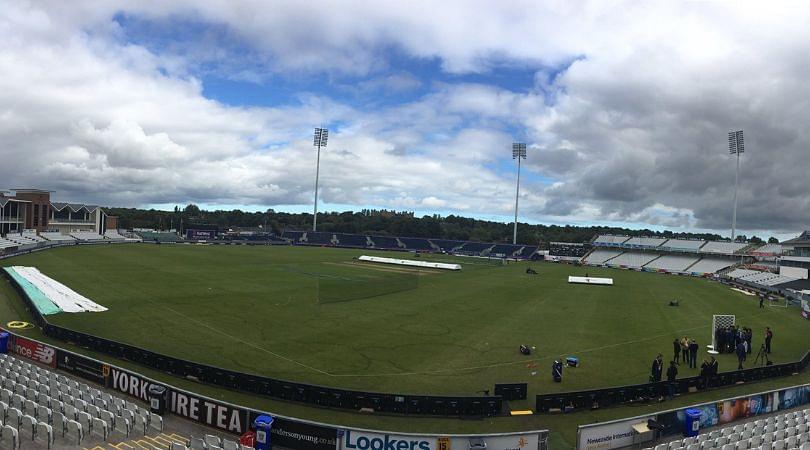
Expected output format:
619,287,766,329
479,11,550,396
1,1,808,238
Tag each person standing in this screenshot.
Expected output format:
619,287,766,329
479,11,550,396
709,356,719,387
673,339,681,365
689,339,699,369
759,296,765,308
736,341,746,370
745,328,753,355
651,354,663,382
700,358,710,389
666,361,678,398
681,337,689,365
765,327,773,354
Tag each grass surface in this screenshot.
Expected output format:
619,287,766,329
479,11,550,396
2,244,809,404
0,244,809,446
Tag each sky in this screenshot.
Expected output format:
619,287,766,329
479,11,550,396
1,1,808,240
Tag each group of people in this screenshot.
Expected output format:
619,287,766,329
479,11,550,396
672,336,700,368
714,325,753,355
652,326,775,391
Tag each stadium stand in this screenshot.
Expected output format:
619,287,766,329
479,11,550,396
488,244,524,257
334,233,369,248
660,239,706,251
643,254,700,272
644,407,810,450
69,231,105,242
39,232,76,242
305,231,335,245
281,230,305,242
700,241,749,255
727,268,798,287
593,235,631,245
368,235,402,249
688,257,736,274
751,243,783,255
549,242,590,258
398,237,433,251
583,249,623,264
430,239,466,252
103,231,127,241
459,242,493,253
607,251,659,268
0,352,164,448
136,231,183,243
623,236,668,247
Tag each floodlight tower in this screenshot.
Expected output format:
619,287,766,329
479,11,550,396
512,142,527,245
728,130,744,241
312,127,329,231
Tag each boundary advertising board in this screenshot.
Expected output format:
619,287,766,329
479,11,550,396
12,335,56,368
339,429,541,450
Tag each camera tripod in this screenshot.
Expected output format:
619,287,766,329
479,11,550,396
754,344,771,366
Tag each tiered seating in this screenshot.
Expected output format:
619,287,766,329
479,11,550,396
488,244,523,257
40,232,77,242
700,241,748,255
430,240,466,252
550,243,590,258
593,235,631,245
645,407,810,450
368,236,401,249
624,237,667,247
728,269,797,287
178,434,253,450
305,232,335,245
583,249,623,264
334,233,368,247
398,237,433,251
688,257,735,274
0,238,19,250
281,230,305,242
137,231,182,243
644,254,700,271
751,243,783,255
607,251,659,268
661,239,706,251
0,353,165,447
69,232,105,242
104,231,127,241
459,242,493,253
516,246,538,258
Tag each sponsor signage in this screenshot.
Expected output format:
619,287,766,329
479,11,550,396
170,390,248,434
267,417,338,450
341,431,539,450
57,350,106,384
108,367,248,434
187,229,217,240
12,335,56,368
577,416,654,450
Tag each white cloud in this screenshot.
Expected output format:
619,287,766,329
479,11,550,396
1,1,809,236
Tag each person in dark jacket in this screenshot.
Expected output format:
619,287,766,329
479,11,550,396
666,361,678,398
765,327,773,354
700,358,710,389
651,354,663,382
736,341,746,370
709,356,719,387
673,339,681,365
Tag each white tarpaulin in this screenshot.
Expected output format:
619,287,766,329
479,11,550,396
358,256,461,271
10,266,107,313
568,276,613,285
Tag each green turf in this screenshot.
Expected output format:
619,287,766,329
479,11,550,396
1,243,809,412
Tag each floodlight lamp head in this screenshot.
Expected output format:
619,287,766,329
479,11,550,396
314,127,329,147
512,142,527,159
728,130,744,154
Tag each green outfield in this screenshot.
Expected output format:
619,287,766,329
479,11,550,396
1,243,809,413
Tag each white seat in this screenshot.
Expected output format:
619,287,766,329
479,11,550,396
721,444,734,450
172,443,190,450
100,409,115,428
67,419,84,445
113,416,131,437
1,424,19,450
222,440,240,450
23,399,36,417
53,411,67,436
8,407,22,427
189,437,208,449
734,441,747,450
92,416,109,440
750,436,762,448
150,413,164,432
205,435,222,447
800,442,810,450
35,422,54,449
11,394,23,410
36,405,51,423
786,436,798,449
21,414,37,440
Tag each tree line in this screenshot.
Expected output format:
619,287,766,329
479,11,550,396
104,205,779,247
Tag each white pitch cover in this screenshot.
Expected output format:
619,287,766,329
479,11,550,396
358,255,461,270
11,266,108,313
568,276,614,285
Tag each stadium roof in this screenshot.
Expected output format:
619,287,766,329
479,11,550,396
0,197,30,207
50,202,100,212
783,231,810,246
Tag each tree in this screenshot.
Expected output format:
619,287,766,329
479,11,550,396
768,237,780,244
749,236,764,244
184,204,200,215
